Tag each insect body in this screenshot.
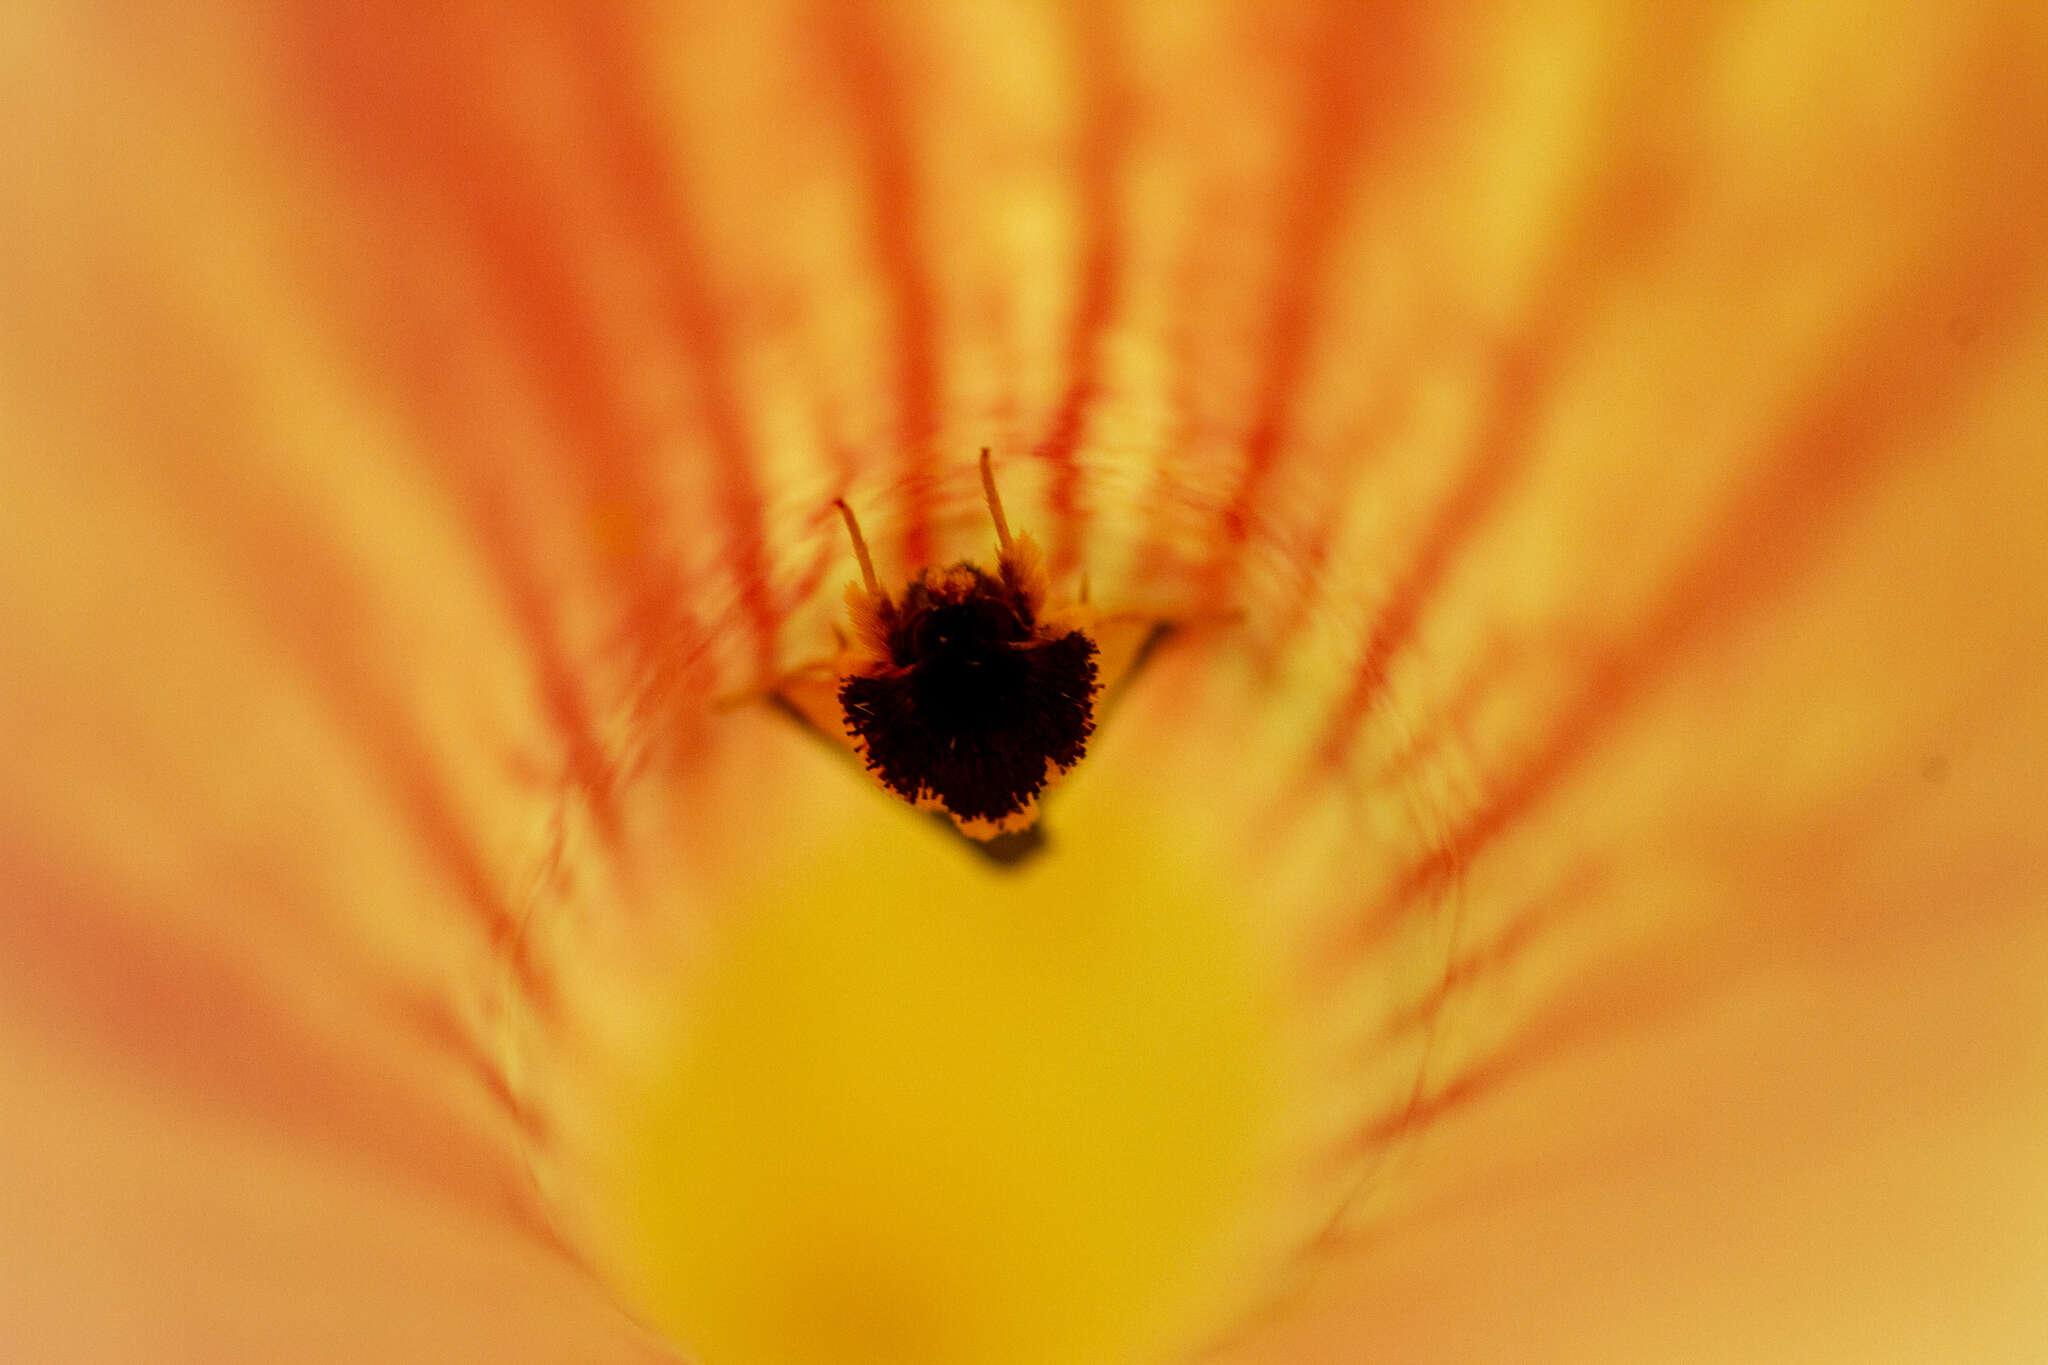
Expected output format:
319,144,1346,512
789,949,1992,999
830,451,1101,840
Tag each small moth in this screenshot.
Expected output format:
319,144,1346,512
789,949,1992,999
776,450,1160,850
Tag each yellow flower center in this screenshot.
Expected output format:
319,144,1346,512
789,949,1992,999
590,772,1287,1365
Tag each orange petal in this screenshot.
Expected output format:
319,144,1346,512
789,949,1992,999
3,1,2045,1362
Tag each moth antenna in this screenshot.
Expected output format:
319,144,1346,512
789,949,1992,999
979,446,1014,555
833,497,883,599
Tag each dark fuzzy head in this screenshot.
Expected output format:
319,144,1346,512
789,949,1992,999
839,565,1098,824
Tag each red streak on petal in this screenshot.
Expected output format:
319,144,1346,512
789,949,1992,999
0,840,555,1245
1036,9,1125,578
819,4,942,571
465,500,625,848
1377,859,1610,1055
95,281,574,1027
1363,635,1545,808
286,6,759,692
1211,3,1425,586
1301,860,1608,1203
575,12,782,682
1259,356,1429,652
1332,914,1730,1166
1324,206,2047,981
222,499,566,1025
1128,251,1207,592
1311,142,1696,769
1314,340,1551,768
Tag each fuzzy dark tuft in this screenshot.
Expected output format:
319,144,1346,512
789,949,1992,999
839,566,1098,824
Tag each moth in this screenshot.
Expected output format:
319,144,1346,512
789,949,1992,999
774,450,1164,859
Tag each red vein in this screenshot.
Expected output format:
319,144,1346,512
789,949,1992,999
1326,210,2046,978
1315,340,1552,766
0,833,558,1246
1210,2,1428,589
1036,8,1125,577
576,11,782,683
819,4,942,570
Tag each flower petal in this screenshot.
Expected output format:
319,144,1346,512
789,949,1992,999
5,0,2045,1361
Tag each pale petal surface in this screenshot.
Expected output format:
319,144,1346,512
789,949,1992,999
1,2,2044,1362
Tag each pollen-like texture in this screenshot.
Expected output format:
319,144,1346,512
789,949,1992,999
839,567,1098,824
